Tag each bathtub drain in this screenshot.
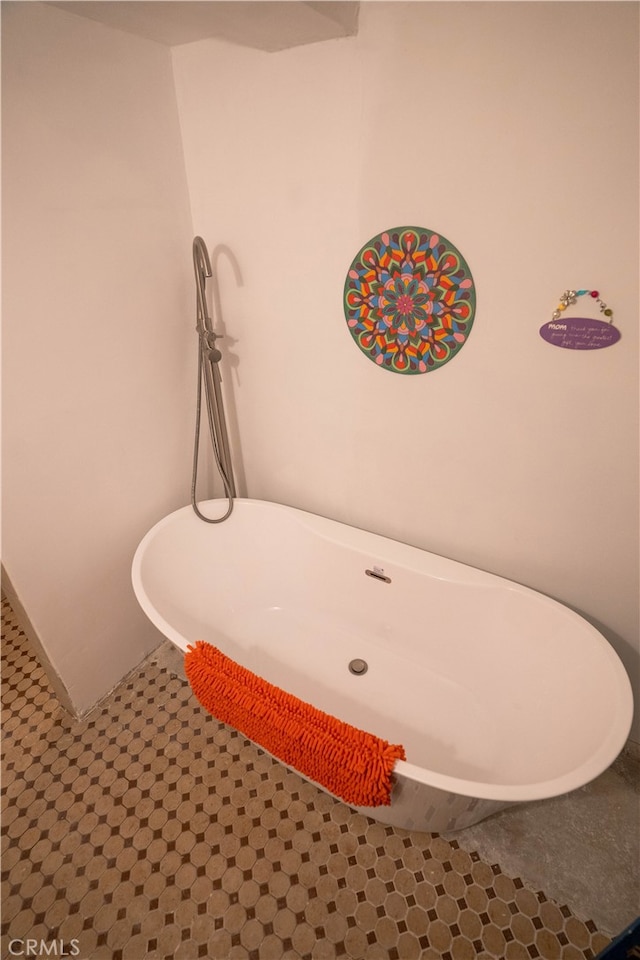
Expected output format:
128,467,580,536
348,658,368,676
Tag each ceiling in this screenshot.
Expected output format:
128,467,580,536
46,1,360,51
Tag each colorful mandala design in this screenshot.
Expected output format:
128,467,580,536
343,227,476,374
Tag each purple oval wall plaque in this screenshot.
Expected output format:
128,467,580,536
539,317,621,350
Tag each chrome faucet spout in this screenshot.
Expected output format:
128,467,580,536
193,236,213,332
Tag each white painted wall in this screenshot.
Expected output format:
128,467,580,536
171,2,639,738
3,1,638,740
2,3,194,713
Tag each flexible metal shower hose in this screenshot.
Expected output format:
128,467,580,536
190,345,234,523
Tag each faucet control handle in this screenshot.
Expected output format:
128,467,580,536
196,327,222,344
205,331,223,361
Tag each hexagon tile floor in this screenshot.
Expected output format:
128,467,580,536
1,598,612,959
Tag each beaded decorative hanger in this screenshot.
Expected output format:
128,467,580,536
541,287,620,349
552,289,613,323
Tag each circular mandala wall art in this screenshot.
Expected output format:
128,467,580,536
343,226,476,374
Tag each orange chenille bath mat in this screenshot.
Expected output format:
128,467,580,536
184,641,405,807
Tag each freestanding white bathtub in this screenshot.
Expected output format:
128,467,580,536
132,498,633,833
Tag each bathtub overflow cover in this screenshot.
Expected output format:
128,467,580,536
348,658,368,676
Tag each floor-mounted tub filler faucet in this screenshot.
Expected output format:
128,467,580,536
191,236,236,522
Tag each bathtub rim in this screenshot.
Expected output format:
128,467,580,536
132,497,634,806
